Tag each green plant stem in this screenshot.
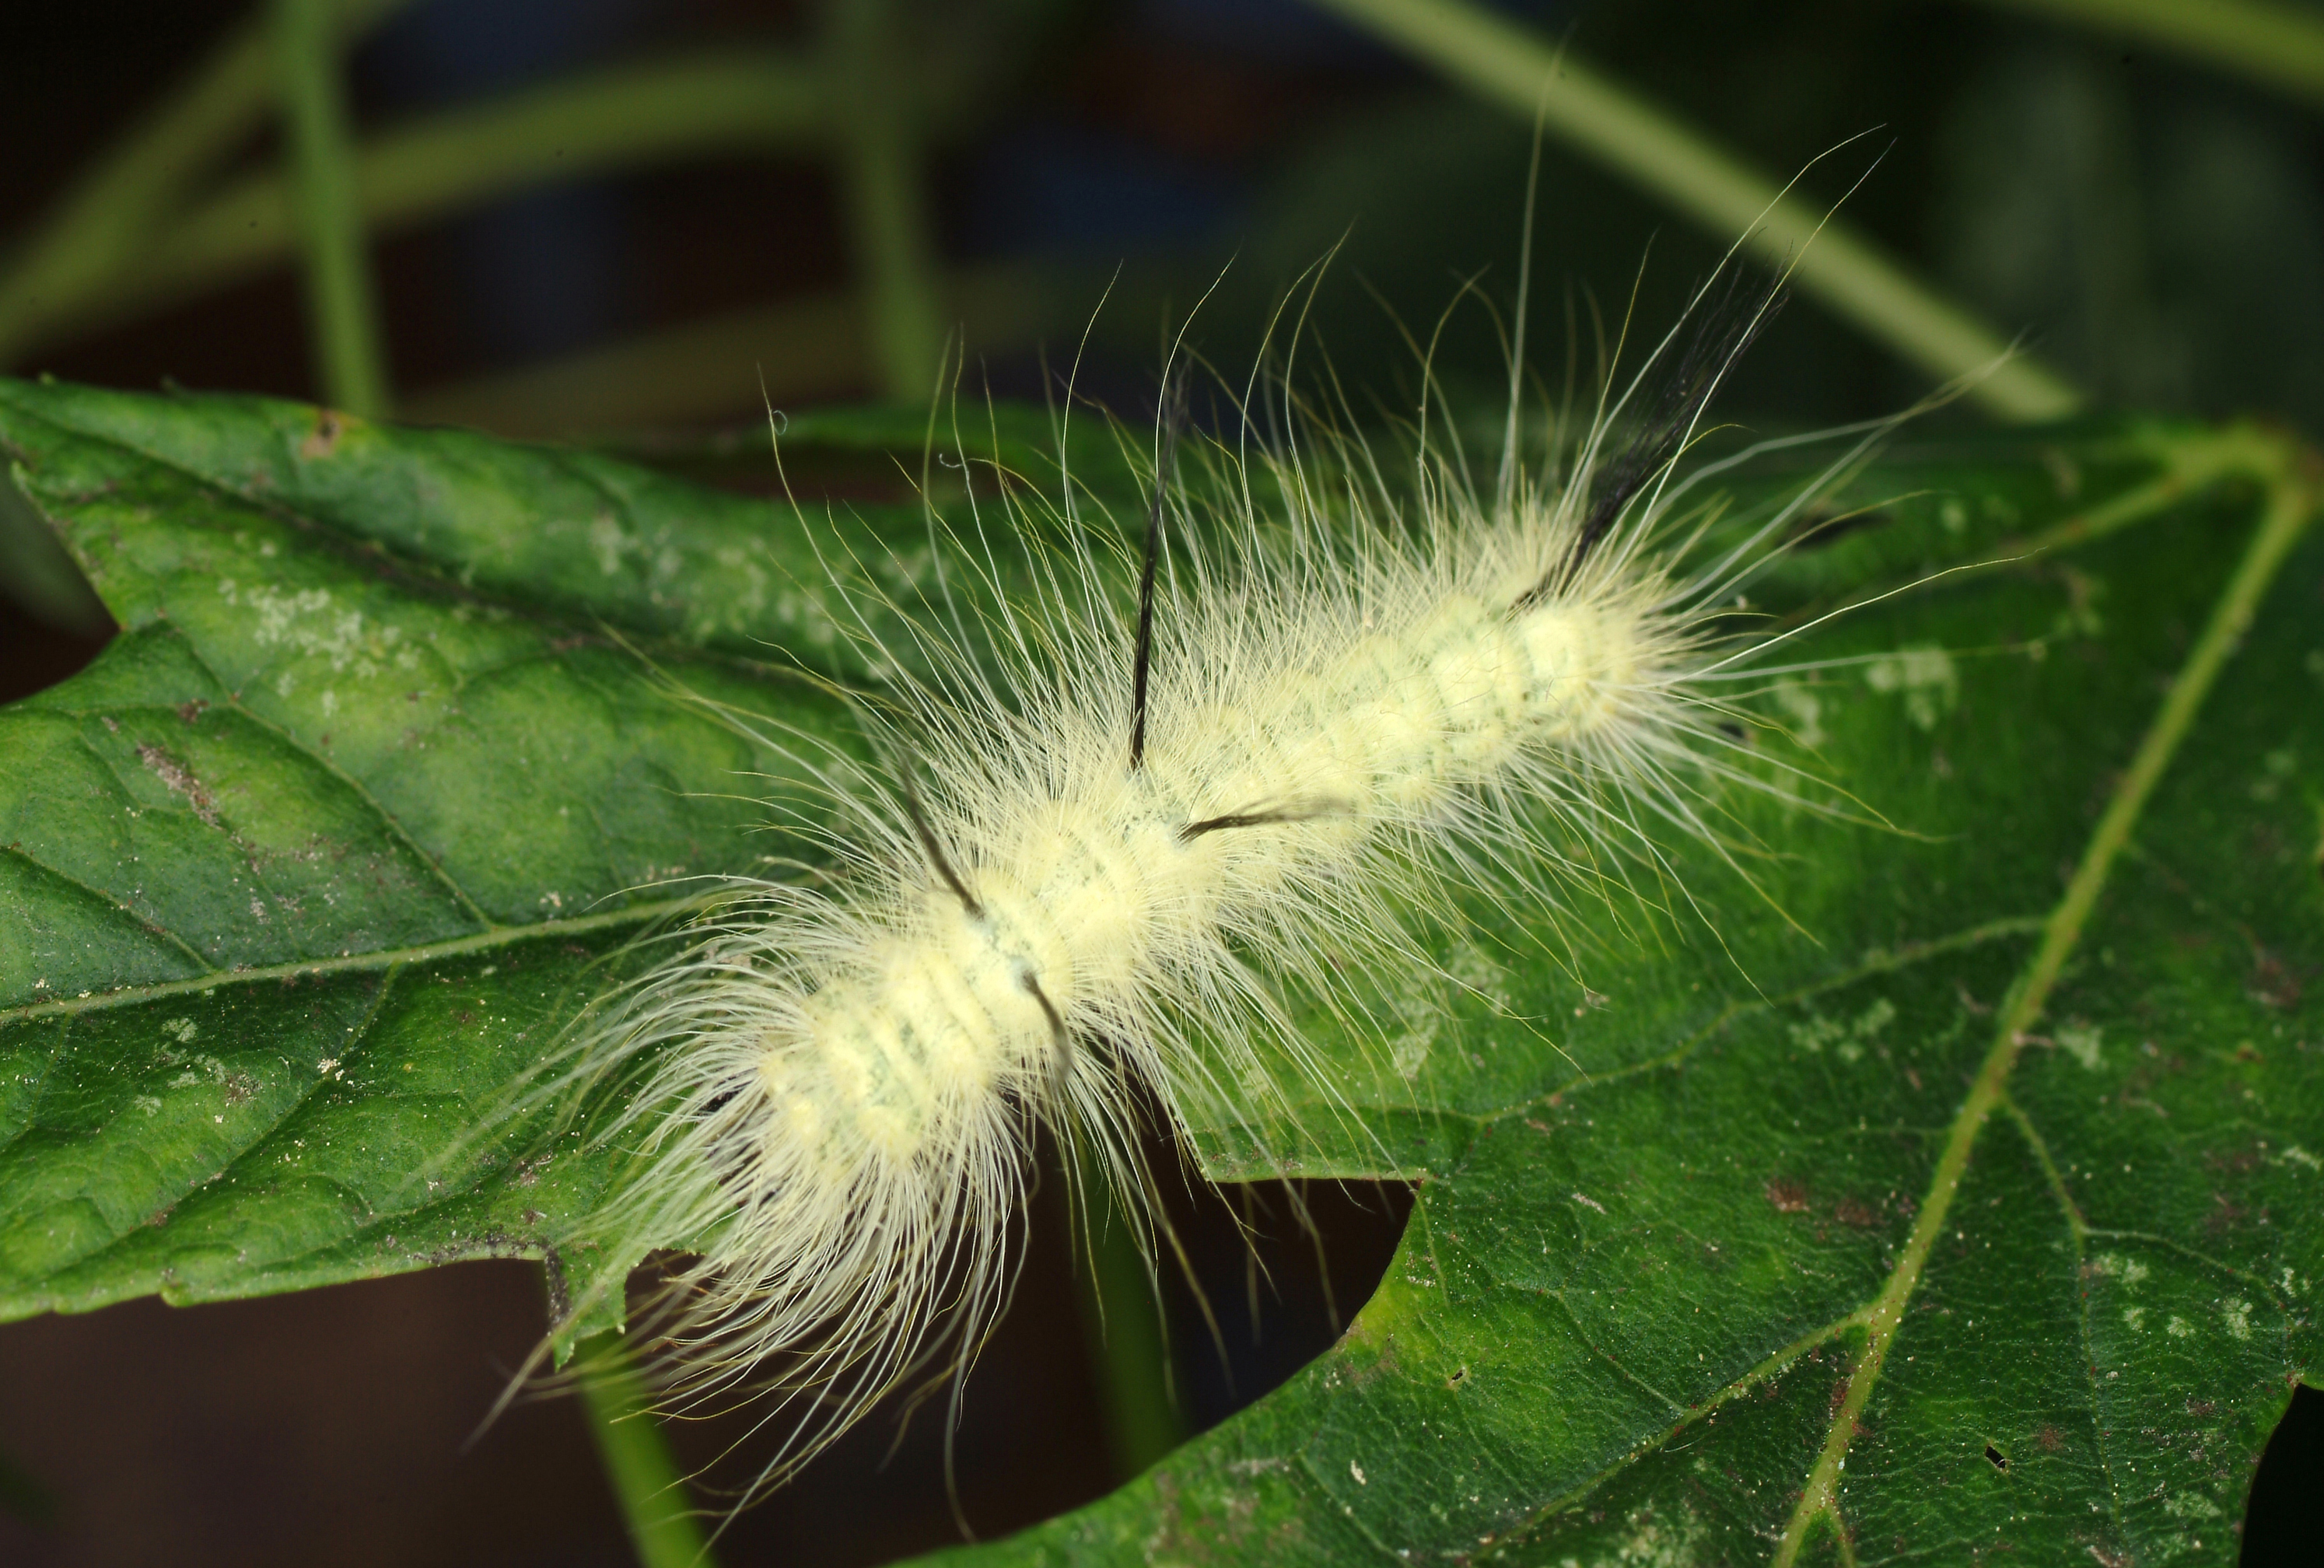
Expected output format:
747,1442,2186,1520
1974,0,2324,110
576,1333,717,1568
0,0,408,368
1068,1155,1185,1479
2,44,1013,373
10,54,831,368
273,0,390,416
0,21,266,362
403,261,1070,436
827,0,947,401
1304,0,2087,424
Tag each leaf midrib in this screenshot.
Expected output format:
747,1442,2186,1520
0,894,708,1027
0,838,216,975
1769,439,2317,1563
1453,443,2308,1562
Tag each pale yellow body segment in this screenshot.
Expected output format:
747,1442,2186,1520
765,586,1642,1177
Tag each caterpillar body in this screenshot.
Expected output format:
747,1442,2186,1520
551,276,1862,1493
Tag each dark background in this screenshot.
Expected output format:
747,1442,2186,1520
16,1,2324,430
1,0,2319,1563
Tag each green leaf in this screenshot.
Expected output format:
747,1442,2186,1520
947,423,2324,1564
0,380,863,1332
0,380,2315,1564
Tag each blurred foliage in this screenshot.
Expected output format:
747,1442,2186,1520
7,0,2324,452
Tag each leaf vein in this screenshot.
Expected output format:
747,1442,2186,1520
0,838,216,978
1771,438,2318,1566
0,894,710,1027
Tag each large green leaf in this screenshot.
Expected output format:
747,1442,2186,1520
947,425,2324,1564
0,381,2315,1563
0,381,863,1327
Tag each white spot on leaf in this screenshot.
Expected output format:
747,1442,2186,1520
2221,1299,2253,1341
1864,646,1959,730
2057,1023,2103,1070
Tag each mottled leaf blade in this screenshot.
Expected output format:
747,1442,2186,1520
0,380,854,1325
945,434,2321,1566
0,378,2312,1566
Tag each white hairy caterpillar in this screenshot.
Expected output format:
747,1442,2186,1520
541,259,1894,1500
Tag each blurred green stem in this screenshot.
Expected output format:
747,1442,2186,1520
404,261,1069,436
9,55,831,367
0,0,408,368
577,1333,716,1568
2,41,1012,376
1975,0,2324,110
1069,1153,1185,1480
0,19,268,362
1305,0,2087,424
827,0,947,401
273,0,391,415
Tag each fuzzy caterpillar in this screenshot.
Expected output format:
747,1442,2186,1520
544,271,1876,1499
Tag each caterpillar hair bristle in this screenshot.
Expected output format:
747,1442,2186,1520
529,250,1903,1513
